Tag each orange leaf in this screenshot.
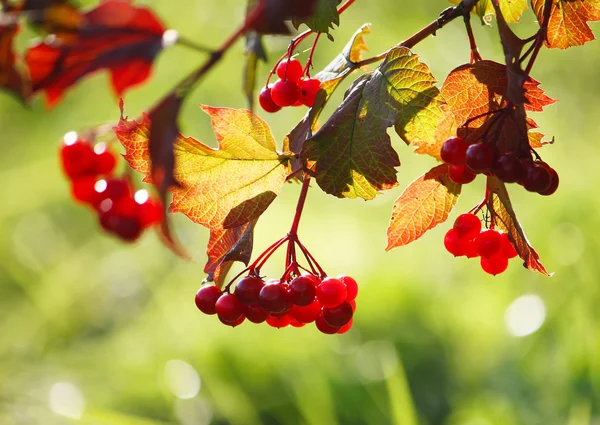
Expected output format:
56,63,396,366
487,176,551,276
532,0,600,49
386,164,461,250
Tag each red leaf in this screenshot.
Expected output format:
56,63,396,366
205,220,256,287
0,22,28,100
487,176,551,276
25,0,166,107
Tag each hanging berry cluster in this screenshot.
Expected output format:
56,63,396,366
441,136,559,196
60,133,162,242
444,213,518,275
259,57,321,112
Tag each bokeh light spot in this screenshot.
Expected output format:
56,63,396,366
505,294,546,337
164,359,201,399
49,382,85,419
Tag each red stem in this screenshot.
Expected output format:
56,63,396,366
304,32,322,77
289,177,311,236
464,14,482,63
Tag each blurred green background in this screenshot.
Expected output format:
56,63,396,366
1,1,599,424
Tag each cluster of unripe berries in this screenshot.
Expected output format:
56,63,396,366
259,57,321,113
60,132,162,241
441,136,559,195
195,273,358,334
444,213,518,275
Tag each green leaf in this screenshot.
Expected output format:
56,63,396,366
302,47,444,199
292,0,342,34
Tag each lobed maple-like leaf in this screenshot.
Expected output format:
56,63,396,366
303,47,444,199
449,0,528,24
532,0,600,49
386,164,461,250
115,106,289,230
0,22,27,100
292,0,342,34
25,0,167,107
441,60,556,127
205,220,256,287
487,176,550,276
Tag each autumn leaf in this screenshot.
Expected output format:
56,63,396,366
303,47,444,199
292,0,342,34
25,0,167,107
449,0,528,24
116,106,290,230
532,0,600,49
0,22,27,100
487,176,550,275
205,220,256,287
441,60,556,127
386,164,461,250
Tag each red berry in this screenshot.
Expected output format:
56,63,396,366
290,301,321,323
234,276,265,305
266,314,291,328
220,314,245,327
276,58,304,82
349,299,356,312
71,176,101,205
288,274,318,306
258,282,291,313
453,213,481,239
338,275,358,302
60,139,97,179
480,253,509,275
475,229,502,258
96,178,131,206
271,79,300,107
298,78,321,107
99,204,143,242
94,150,117,175
440,137,468,166
465,142,495,173
290,318,306,328
500,232,518,259
323,301,353,327
258,85,281,113
465,239,479,258
137,197,163,228
215,293,245,323
194,285,223,315
448,165,476,184
245,304,270,323
539,168,559,196
493,154,526,183
315,313,341,334
337,319,353,334
317,277,347,308
444,228,467,257
523,161,552,193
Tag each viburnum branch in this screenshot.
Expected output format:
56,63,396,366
524,0,554,75
463,12,482,63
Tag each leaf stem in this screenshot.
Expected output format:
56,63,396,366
524,0,553,75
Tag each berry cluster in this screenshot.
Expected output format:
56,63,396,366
259,58,321,113
441,136,559,195
195,273,357,334
60,132,162,241
444,213,518,275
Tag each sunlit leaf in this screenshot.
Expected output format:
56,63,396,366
532,0,600,49
449,0,528,24
386,164,461,250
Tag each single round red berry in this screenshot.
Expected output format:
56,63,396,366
290,318,306,328
194,285,223,315
60,139,97,180
259,85,282,113
298,78,321,107
271,79,300,107
288,274,318,306
258,282,291,313
337,319,353,334
448,165,476,184
493,154,526,183
323,301,353,327
315,313,341,334
290,301,321,323
99,209,143,242
94,150,117,175
453,213,481,239
245,304,270,323
338,275,358,302
523,161,552,193
234,276,265,305
480,253,509,275
500,232,518,259
466,142,495,173
475,229,502,258
444,228,467,257
220,314,245,327
317,277,347,308
440,136,468,166
215,293,245,323
276,58,304,82
539,168,559,196
266,314,291,328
